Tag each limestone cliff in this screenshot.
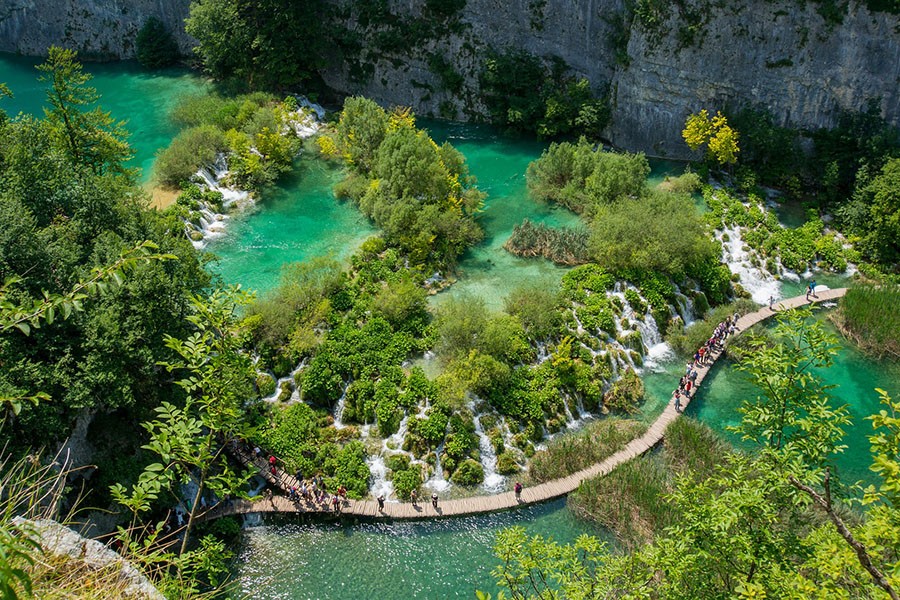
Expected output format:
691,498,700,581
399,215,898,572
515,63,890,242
1,0,897,157
0,0,193,59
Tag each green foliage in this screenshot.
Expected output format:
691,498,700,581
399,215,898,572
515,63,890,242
479,50,609,139
333,98,484,269
154,124,227,186
391,468,422,501
135,17,180,68
590,189,720,277
526,139,649,214
503,285,564,342
833,284,900,359
185,0,325,90
840,157,900,267
37,47,132,176
503,219,590,265
528,419,646,482
602,368,644,414
451,458,485,486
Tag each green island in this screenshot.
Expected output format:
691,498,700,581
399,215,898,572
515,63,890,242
0,2,899,598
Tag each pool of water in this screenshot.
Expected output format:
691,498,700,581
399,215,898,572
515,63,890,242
686,316,900,487
234,498,598,599
206,156,377,293
0,52,209,183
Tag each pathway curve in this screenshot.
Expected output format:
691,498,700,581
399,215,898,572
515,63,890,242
206,288,847,521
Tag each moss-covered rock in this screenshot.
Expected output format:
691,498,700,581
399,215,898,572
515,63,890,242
603,368,645,414
496,452,520,475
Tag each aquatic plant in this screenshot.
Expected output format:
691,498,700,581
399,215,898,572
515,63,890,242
527,419,646,483
832,284,900,359
504,219,590,265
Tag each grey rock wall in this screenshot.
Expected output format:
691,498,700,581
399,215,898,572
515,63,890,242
0,0,193,59
1,0,897,157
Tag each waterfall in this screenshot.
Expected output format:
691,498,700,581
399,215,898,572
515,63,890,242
366,455,394,500
424,440,451,492
471,406,505,493
332,384,348,429
639,312,674,372
242,513,263,528
718,225,781,304
674,291,696,326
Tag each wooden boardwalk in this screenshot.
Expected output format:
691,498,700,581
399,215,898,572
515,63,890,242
206,287,847,522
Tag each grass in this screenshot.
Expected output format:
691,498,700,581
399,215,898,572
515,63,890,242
527,418,646,483
831,284,900,360
568,418,730,547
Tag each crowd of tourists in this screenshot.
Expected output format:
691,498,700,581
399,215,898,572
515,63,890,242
249,446,350,514
674,313,740,412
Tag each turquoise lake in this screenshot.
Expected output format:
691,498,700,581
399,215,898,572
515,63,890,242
3,51,897,600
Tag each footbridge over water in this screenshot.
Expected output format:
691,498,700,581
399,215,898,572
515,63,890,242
204,288,848,522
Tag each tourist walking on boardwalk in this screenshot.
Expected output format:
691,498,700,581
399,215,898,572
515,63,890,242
431,493,438,509
331,494,341,513
377,495,385,510
769,295,775,310
674,389,682,413
514,482,523,499
410,489,418,506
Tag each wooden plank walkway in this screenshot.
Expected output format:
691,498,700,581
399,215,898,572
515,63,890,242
205,287,847,522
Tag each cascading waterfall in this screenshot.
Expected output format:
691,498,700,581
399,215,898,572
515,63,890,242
425,440,451,492
718,225,781,304
674,291,696,326
332,384,349,429
366,455,394,500
470,402,505,492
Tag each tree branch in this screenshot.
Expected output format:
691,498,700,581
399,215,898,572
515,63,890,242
789,472,899,600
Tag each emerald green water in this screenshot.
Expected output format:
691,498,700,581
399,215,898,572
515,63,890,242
687,316,900,487
206,157,377,292
4,51,896,597
0,53,208,183
235,499,597,599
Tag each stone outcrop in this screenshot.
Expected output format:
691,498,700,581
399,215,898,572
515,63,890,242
1,0,897,158
0,0,193,59
12,517,165,599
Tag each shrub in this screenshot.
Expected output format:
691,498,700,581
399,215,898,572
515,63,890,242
154,125,227,186
496,452,520,475
451,458,485,486
603,368,645,414
392,468,422,500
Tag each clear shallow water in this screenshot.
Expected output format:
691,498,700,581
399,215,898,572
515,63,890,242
687,317,900,487
235,499,598,600
206,156,377,293
0,52,208,182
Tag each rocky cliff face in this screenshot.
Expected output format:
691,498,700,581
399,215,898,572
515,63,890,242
1,0,897,158
0,0,193,59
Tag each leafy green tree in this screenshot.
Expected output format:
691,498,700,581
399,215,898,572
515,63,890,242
37,47,132,175
844,158,900,267
135,17,180,68
186,0,325,89
112,287,258,557
589,189,719,276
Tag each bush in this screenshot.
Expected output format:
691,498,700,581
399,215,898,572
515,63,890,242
451,458,485,486
392,468,422,500
155,125,227,186
135,17,180,68
666,298,757,356
496,452,520,475
603,368,645,414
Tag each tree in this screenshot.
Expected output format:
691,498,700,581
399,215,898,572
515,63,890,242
185,0,325,89
111,287,258,557
135,17,180,68
683,109,740,165
37,47,132,175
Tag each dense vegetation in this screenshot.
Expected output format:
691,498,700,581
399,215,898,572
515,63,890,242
520,139,732,307
155,92,305,190
135,17,180,69
0,50,250,597
488,309,900,599
832,284,900,359
503,219,590,265
323,97,484,270
479,50,610,139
